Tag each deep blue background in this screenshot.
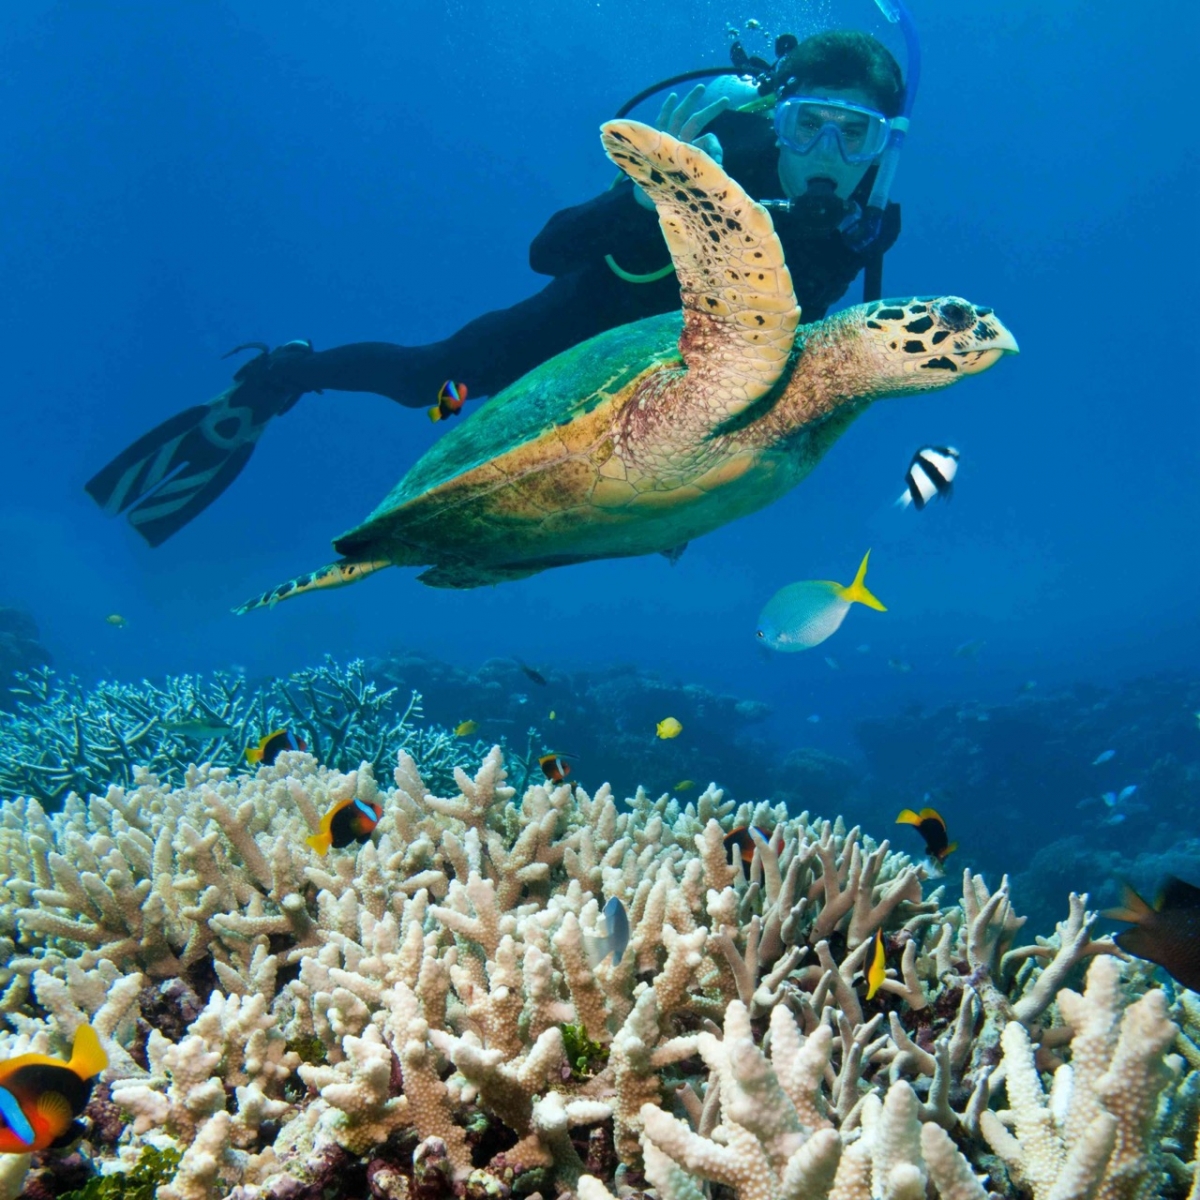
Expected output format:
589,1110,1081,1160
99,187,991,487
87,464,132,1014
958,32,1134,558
1,0,1197,761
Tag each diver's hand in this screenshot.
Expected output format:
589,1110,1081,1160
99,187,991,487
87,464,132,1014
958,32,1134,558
635,83,729,210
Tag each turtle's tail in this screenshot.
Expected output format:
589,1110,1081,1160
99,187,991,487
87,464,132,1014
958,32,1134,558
233,558,390,615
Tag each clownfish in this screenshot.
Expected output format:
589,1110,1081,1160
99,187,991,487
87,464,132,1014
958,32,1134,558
722,826,781,867
429,380,467,422
306,796,382,856
1103,876,1200,992
895,807,957,863
865,927,887,1000
539,753,573,784
246,729,307,766
0,1024,107,1154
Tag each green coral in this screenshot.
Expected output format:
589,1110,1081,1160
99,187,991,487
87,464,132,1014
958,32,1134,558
60,1144,182,1200
560,1022,607,1078
286,1033,328,1065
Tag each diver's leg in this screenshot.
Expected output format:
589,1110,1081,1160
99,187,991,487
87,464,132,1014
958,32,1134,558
85,341,314,547
270,270,633,405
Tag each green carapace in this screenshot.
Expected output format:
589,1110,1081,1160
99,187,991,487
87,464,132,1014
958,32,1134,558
237,121,1016,612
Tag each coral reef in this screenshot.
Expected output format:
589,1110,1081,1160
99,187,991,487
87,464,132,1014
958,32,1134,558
367,649,792,804
0,731,1194,1198
855,674,1200,929
0,607,51,712
0,659,484,808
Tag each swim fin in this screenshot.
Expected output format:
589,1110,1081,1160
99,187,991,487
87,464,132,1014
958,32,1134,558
85,341,313,546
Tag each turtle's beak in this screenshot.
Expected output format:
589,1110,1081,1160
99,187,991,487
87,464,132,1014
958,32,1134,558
954,317,1019,375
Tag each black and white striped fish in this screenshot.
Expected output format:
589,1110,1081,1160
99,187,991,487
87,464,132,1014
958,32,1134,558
896,446,959,510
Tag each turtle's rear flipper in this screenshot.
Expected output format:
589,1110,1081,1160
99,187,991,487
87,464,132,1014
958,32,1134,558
234,558,390,614
86,343,312,546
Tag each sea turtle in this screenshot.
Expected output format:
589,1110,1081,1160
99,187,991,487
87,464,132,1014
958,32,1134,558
237,120,1016,611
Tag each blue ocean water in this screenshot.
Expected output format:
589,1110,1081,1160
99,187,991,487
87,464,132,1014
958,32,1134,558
0,1,1196,895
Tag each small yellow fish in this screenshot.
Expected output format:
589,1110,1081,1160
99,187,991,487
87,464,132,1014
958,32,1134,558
656,717,683,739
674,779,696,792
549,711,557,720
105,613,127,627
454,720,478,737
866,928,886,999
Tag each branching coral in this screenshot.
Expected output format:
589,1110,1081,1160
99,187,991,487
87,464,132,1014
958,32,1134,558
0,660,484,806
0,736,1193,1200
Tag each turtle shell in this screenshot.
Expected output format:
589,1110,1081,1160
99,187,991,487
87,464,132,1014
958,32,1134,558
334,311,683,568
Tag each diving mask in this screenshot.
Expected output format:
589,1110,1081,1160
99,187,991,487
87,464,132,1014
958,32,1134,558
774,96,890,164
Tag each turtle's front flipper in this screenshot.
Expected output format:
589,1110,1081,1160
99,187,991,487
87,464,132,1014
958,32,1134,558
600,120,800,422
233,558,390,614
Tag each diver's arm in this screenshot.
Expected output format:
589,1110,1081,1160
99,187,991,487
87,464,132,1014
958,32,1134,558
529,181,662,277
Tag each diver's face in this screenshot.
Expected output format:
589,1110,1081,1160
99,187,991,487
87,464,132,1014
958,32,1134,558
777,86,879,201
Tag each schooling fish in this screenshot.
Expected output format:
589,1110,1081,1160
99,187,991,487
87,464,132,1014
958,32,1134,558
429,379,467,423
0,1024,108,1154
896,445,959,510
953,639,986,659
539,753,573,784
1103,876,1200,991
454,720,479,737
656,717,683,739
1092,749,1116,765
896,807,957,863
756,551,886,652
306,796,382,856
865,927,887,1000
887,658,913,673
246,729,307,766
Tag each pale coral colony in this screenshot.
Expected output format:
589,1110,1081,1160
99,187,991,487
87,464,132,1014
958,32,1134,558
0,741,1197,1199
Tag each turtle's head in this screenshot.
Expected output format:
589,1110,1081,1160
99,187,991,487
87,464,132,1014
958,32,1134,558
849,296,1018,395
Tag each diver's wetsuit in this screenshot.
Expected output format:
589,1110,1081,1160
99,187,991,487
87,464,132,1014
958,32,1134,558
87,109,899,545
268,110,900,406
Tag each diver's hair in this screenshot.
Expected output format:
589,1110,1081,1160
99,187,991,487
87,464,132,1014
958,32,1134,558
774,31,905,117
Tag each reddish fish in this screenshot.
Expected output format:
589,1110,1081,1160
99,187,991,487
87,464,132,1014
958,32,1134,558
0,1024,107,1154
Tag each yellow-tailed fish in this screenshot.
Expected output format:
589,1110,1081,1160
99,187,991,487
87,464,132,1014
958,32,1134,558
866,928,886,1000
755,551,886,652
0,1024,107,1153
656,717,683,739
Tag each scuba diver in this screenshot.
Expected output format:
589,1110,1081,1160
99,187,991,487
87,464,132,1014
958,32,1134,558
87,6,919,548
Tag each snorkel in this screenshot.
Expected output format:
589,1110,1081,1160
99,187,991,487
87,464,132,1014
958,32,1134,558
845,0,921,251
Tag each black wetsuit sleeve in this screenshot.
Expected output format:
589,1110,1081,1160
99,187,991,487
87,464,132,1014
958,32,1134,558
529,181,665,277
529,110,783,278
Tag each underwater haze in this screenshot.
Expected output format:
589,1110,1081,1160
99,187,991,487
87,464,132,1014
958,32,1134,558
0,0,1197,887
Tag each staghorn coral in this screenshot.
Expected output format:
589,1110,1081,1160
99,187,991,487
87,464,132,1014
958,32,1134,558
0,659,484,807
0,735,1193,1199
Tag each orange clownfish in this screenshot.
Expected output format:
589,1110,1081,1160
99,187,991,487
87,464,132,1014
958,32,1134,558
0,1024,107,1154
865,927,887,1000
246,729,307,767
306,796,383,856
539,753,573,784
896,807,957,863
722,825,781,867
429,380,467,422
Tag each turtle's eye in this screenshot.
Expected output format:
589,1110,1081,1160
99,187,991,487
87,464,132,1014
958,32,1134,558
937,301,972,331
